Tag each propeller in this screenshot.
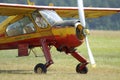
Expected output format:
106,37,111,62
77,0,96,67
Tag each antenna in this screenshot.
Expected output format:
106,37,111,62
49,3,54,6
27,0,35,5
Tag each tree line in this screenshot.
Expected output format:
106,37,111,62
0,0,120,30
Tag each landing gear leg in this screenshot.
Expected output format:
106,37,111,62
34,39,53,74
70,51,88,74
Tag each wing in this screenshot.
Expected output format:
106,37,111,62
0,3,120,18
55,7,120,18
0,3,36,16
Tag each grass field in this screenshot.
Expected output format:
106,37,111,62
0,30,120,80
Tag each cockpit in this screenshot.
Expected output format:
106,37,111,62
6,17,35,36
39,10,76,27
39,10,63,26
5,10,75,37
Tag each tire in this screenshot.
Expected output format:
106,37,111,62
76,63,88,74
34,63,47,74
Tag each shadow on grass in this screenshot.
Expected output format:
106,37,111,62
0,69,83,75
0,70,33,74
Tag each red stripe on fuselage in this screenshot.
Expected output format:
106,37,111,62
0,34,83,50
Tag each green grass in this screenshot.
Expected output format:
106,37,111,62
0,30,120,80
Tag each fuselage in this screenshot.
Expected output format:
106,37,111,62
0,10,84,52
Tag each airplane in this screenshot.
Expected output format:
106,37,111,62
0,0,120,74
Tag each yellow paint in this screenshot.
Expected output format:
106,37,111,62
92,64,96,68
0,29,53,44
0,15,23,35
84,29,90,35
56,9,119,18
0,24,75,44
0,10,76,45
27,0,35,5
0,3,119,17
49,3,54,6
0,4,35,16
52,27,75,37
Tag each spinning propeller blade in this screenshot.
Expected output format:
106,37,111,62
77,0,96,67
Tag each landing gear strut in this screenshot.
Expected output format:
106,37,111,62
70,51,88,74
59,47,89,74
34,39,88,74
34,39,53,74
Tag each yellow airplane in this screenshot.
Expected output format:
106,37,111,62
0,0,120,74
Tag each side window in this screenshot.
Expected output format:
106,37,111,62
32,12,47,28
6,17,35,36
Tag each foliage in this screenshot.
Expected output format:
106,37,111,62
0,0,120,30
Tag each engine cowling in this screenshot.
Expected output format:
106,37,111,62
75,22,85,40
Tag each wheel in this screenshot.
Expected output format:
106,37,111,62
34,63,47,74
76,63,88,74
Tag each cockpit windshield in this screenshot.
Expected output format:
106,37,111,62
39,10,63,26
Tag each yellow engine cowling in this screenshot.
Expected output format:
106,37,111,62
75,22,85,40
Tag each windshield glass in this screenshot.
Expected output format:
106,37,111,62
6,17,35,36
39,10,63,26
